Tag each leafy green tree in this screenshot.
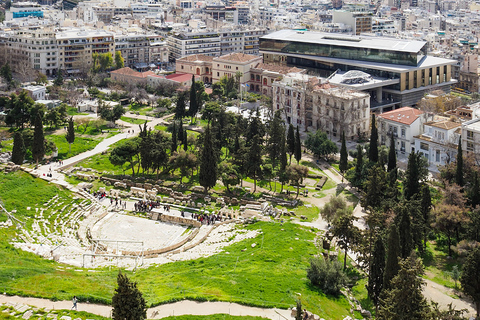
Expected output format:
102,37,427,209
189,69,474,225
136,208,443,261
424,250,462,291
202,101,221,123
35,72,48,85
294,126,302,164
307,256,346,296
451,265,461,289
368,235,386,311
321,195,347,224
169,150,197,181
304,130,338,160
65,117,75,153
432,203,469,257
115,51,124,69
331,208,360,269
219,160,239,193
287,124,295,164
387,134,396,172
199,125,218,192
456,137,464,186
286,164,309,198
377,253,431,320
150,131,169,178
5,91,35,129
339,131,348,177
92,52,114,73
369,114,378,163
384,224,401,290
246,134,263,192
112,271,147,320
11,132,25,165
295,300,303,320
460,247,480,318
32,112,45,164
98,102,125,124
109,139,140,175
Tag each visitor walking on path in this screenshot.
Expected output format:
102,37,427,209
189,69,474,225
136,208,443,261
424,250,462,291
71,296,77,311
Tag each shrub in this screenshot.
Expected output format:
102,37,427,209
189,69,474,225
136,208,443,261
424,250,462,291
307,256,346,296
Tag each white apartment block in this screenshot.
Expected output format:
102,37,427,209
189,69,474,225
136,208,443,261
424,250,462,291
0,27,58,77
462,118,480,160
414,120,461,166
56,29,115,74
114,33,160,68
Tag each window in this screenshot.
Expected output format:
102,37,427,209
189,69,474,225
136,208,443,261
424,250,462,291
401,128,406,137
467,141,474,152
420,142,429,151
436,149,440,162
467,130,474,140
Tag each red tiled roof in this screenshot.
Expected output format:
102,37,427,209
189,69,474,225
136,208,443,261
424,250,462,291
111,67,155,78
215,52,261,63
165,73,200,83
378,107,424,125
177,54,214,62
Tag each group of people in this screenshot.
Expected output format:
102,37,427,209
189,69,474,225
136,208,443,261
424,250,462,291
134,200,160,212
192,212,222,225
110,197,126,209
92,191,107,200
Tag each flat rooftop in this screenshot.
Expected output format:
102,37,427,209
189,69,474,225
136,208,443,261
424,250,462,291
261,29,426,53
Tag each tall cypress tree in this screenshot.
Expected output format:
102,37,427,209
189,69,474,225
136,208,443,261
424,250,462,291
267,111,284,168
65,116,75,153
294,126,302,164
354,144,364,187
384,224,401,290
246,134,263,193
189,75,198,122
368,235,386,311
32,112,45,164
420,184,432,250
175,92,186,120
112,271,147,320
369,114,378,163
468,171,480,208
404,152,420,200
183,129,188,151
11,131,25,165
397,206,413,259
456,136,464,186
177,119,184,144
287,124,295,164
199,125,218,193
339,131,348,176
171,121,177,154
387,134,396,172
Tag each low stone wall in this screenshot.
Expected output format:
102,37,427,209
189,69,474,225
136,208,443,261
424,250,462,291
157,214,201,228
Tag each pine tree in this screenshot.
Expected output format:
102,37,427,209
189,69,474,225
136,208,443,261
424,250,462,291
368,235,386,311
362,164,387,210
32,112,45,164
112,271,147,320
294,126,302,164
339,131,348,176
11,131,25,165
377,253,431,320
384,224,401,290
199,125,218,193
54,70,63,87
369,114,378,163
287,124,295,164
387,134,396,172
404,152,420,200
456,136,464,187
65,116,75,153
189,75,198,122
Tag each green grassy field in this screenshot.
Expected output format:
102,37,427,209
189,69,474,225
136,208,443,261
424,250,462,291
46,134,101,160
120,116,148,125
160,316,268,320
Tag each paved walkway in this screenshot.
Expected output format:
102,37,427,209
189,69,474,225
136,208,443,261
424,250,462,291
0,295,293,320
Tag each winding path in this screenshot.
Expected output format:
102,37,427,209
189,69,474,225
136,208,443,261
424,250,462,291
0,295,292,320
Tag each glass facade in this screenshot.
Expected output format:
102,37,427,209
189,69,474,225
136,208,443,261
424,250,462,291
12,11,44,18
259,38,426,66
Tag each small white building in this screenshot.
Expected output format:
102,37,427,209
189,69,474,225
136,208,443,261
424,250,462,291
414,120,461,166
23,85,46,101
378,107,426,154
462,117,480,160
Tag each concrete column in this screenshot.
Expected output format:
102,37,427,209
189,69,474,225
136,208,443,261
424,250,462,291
376,87,383,103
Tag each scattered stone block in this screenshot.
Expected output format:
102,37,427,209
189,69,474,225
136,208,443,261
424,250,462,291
22,310,33,319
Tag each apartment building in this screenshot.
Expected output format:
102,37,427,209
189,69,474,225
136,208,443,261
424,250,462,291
249,63,305,96
6,2,43,20
462,117,480,158
332,10,373,35
56,29,115,74
149,41,169,65
167,29,267,60
273,73,370,138
114,33,154,68
0,27,58,77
